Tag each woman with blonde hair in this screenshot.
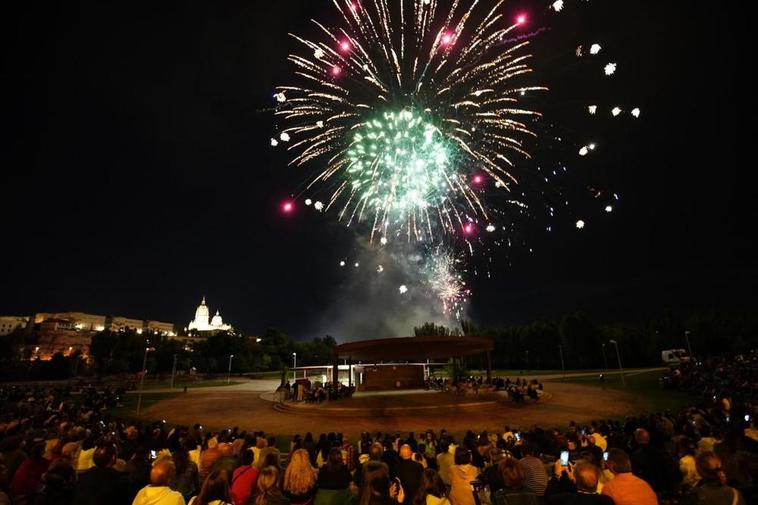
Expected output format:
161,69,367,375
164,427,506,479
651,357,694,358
253,466,289,505
283,449,318,505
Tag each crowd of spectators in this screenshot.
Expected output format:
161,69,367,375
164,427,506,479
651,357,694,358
281,380,356,403
662,350,758,403
425,376,543,403
0,353,756,505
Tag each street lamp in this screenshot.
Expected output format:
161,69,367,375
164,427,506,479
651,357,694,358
292,352,297,380
601,343,609,371
170,354,178,389
684,330,693,359
136,346,155,415
608,339,626,387
227,354,234,384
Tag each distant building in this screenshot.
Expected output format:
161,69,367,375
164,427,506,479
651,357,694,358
14,311,179,360
0,316,29,336
188,297,232,333
34,312,106,332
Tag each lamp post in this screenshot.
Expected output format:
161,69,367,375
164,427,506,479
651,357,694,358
608,339,625,387
684,330,693,359
558,344,566,381
170,354,178,389
227,354,234,384
601,343,609,372
292,352,297,380
136,346,154,416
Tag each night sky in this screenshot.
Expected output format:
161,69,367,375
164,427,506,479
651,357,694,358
3,1,756,340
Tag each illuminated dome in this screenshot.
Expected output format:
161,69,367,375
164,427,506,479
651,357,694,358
195,297,210,320
188,296,232,333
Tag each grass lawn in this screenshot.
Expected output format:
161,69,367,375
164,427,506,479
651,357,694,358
552,369,698,413
107,392,179,420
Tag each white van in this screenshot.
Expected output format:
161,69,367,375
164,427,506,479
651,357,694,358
662,348,690,365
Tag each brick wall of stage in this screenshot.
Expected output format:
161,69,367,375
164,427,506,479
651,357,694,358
361,364,424,390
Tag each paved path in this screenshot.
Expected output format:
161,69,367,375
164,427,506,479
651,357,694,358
129,368,664,395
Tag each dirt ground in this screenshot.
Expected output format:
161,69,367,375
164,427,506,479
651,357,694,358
142,380,650,438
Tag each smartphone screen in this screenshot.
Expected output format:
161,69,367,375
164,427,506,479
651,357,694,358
560,451,569,466
150,450,157,459
603,452,609,461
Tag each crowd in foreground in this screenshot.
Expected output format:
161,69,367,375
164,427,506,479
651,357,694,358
0,352,756,505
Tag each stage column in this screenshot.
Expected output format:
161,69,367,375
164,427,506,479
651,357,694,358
486,350,492,383
348,357,353,387
332,355,339,388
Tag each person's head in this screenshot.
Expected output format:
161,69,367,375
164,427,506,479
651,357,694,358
696,451,727,486
369,442,383,461
520,443,537,457
150,458,176,487
634,428,650,446
327,446,344,470
400,444,413,460
197,470,232,505
241,448,255,466
361,463,391,505
256,466,282,498
414,468,446,505
256,447,281,470
453,447,471,465
499,458,525,489
606,448,632,475
284,448,316,495
92,442,117,468
574,461,600,493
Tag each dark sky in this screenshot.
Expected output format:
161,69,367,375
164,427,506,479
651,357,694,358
3,1,756,340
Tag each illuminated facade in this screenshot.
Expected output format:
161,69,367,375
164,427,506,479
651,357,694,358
188,297,232,333
0,316,29,336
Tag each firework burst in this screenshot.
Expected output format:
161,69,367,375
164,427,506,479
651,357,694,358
424,248,470,319
275,0,547,243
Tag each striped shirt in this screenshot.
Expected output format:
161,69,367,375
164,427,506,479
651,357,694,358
519,456,548,496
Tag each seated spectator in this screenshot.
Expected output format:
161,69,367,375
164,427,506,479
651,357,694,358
231,448,259,505
494,458,538,505
518,445,548,498
683,451,746,505
126,446,152,498
175,439,202,502
413,469,450,505
601,449,657,505
284,449,317,505
435,441,454,488
358,466,398,505
36,458,76,505
317,447,352,490
252,466,289,505
482,450,508,496
395,445,424,505
630,428,676,495
132,458,185,505
74,442,130,505
546,461,613,505
10,442,49,503
190,469,233,505
449,447,479,505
